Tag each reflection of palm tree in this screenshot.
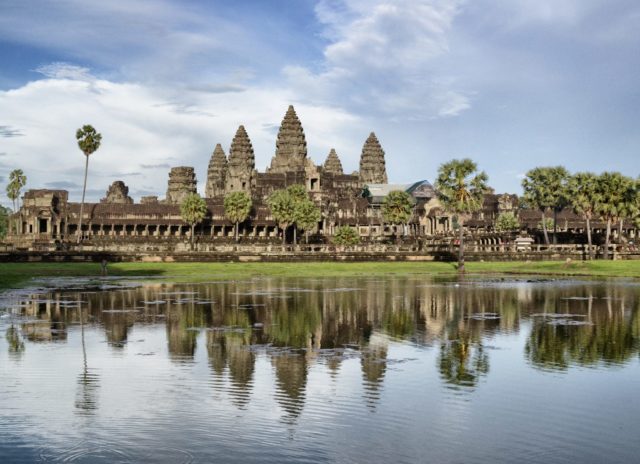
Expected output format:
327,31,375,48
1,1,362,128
438,336,489,389
75,307,99,414
272,354,308,423
361,337,388,409
5,325,25,357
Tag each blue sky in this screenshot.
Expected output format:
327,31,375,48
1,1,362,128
0,0,638,205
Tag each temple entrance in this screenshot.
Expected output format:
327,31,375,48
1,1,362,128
38,218,48,234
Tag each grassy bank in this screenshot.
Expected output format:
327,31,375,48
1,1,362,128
0,260,639,290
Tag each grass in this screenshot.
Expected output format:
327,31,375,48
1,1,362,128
0,260,639,291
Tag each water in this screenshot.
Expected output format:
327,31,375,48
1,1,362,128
1,275,639,463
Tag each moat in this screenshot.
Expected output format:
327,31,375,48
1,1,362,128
1,276,640,463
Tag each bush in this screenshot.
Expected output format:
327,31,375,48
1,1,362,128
332,226,360,246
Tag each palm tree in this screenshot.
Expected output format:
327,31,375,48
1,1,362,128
567,172,600,259
6,169,27,212
223,191,252,242
267,189,295,245
294,199,322,244
287,184,308,246
595,172,634,259
435,158,489,272
180,193,208,249
381,190,413,243
76,125,102,243
521,166,569,245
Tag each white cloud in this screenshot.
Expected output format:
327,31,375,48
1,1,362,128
286,0,469,119
0,70,365,206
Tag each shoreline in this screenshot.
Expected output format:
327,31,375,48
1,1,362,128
1,261,639,291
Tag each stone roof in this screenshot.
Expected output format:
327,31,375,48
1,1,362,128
323,148,344,175
359,132,387,184
269,105,307,173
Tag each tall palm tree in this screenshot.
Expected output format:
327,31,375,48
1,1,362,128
6,169,27,212
567,172,600,259
76,125,102,243
180,193,208,249
595,172,634,259
521,166,569,245
381,190,413,243
435,158,489,273
223,191,252,242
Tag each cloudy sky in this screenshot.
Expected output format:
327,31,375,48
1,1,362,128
0,0,638,207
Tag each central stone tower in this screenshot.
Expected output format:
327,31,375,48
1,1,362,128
359,132,388,184
268,105,308,173
225,125,255,193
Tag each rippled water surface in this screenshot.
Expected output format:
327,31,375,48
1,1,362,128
2,275,640,463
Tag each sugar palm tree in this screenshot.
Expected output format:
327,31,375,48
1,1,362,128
6,169,27,212
381,190,413,243
521,166,569,245
180,193,208,249
435,158,489,273
224,191,252,242
595,172,634,259
287,184,308,246
76,125,102,243
567,172,600,259
267,189,295,245
294,199,322,244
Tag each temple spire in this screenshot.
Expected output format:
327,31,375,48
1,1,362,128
226,125,255,192
205,143,228,198
268,105,307,173
359,132,387,184
323,148,344,175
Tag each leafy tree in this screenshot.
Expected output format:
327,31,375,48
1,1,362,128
0,205,9,239
6,169,27,211
521,166,569,244
381,190,413,243
287,184,309,245
595,172,635,259
435,158,489,272
494,212,520,233
223,191,252,242
76,125,102,242
567,172,600,258
180,193,207,248
267,189,296,245
295,199,321,244
332,225,360,246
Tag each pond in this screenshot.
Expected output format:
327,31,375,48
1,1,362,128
1,275,639,463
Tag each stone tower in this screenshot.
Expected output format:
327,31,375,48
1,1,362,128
165,166,197,204
205,143,228,198
225,125,255,193
323,148,344,175
268,105,307,173
101,180,133,204
359,132,388,184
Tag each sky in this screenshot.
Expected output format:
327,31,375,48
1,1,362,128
0,0,638,206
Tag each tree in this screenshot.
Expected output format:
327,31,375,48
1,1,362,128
180,193,207,248
6,169,27,211
224,191,252,242
567,172,600,258
295,199,321,244
333,226,360,246
595,172,635,259
76,125,102,243
521,166,569,244
435,158,489,273
267,189,296,245
494,212,520,233
381,190,413,243
287,184,308,245
0,205,9,239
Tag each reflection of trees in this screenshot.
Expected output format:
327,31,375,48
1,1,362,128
75,307,99,415
526,299,640,370
166,306,208,361
438,336,489,389
102,311,135,347
272,353,307,422
5,325,25,357
361,335,388,408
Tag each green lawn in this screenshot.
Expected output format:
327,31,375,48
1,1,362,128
0,260,639,291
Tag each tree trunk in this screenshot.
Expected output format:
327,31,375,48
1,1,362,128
293,224,297,246
603,218,611,260
77,154,89,244
305,230,309,244
541,211,550,245
190,224,195,250
586,216,592,260
282,226,286,245
234,222,239,243
553,209,558,244
458,221,465,273
618,218,624,241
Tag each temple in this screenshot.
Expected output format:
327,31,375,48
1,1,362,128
5,106,454,251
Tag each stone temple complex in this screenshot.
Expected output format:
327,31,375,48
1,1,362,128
6,105,457,251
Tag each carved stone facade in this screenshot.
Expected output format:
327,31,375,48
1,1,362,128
165,167,197,204
359,132,388,184
205,144,227,198
323,149,344,175
268,105,308,174
101,181,133,204
225,126,256,194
